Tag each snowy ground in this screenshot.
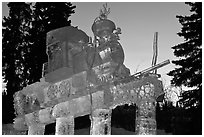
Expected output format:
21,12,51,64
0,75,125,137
2,124,172,135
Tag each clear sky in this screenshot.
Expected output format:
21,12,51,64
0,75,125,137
2,2,191,86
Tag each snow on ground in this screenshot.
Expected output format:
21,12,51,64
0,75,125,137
75,127,172,135
2,124,172,135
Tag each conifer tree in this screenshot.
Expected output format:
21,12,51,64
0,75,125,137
168,3,202,134
2,2,33,123
168,2,202,109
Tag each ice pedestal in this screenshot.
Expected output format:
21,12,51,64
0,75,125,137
28,124,45,135
135,99,156,135
55,115,74,135
90,108,112,135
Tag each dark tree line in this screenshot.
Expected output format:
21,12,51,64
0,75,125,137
2,2,76,123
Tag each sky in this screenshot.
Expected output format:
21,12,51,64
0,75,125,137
1,2,192,87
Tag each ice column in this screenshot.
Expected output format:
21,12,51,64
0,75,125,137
90,108,112,135
28,124,45,135
55,115,74,135
135,84,157,135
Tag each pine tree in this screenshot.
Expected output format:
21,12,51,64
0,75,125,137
2,2,76,123
168,2,202,109
2,2,33,123
168,2,201,134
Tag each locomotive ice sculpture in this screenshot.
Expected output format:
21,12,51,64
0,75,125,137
13,4,169,135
